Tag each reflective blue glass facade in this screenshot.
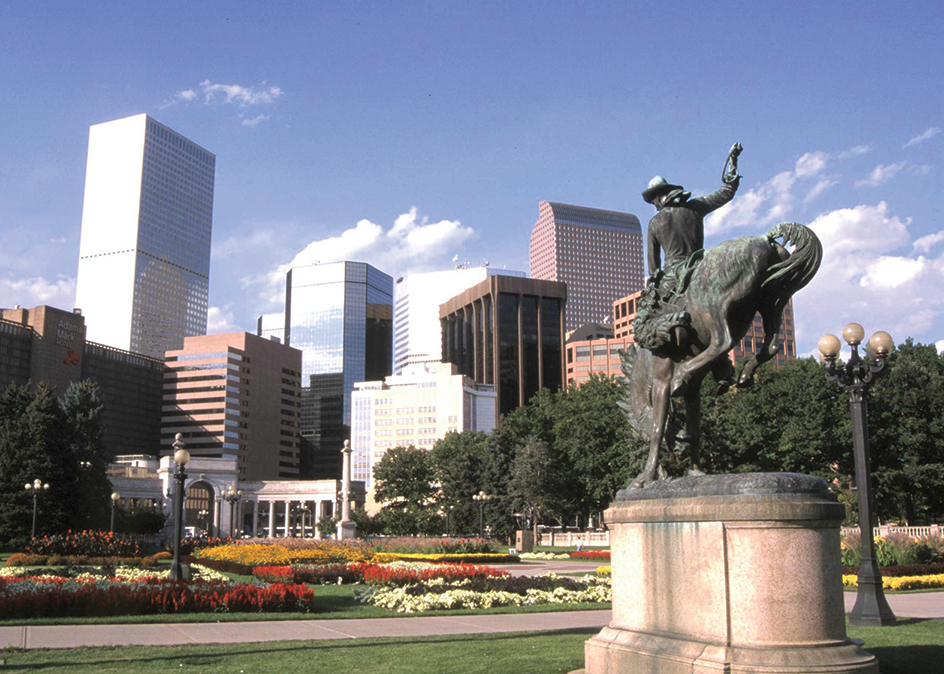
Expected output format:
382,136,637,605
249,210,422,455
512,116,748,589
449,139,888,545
285,262,393,479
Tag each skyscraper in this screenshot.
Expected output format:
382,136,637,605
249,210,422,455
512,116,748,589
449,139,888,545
75,114,215,358
393,266,526,374
284,261,393,479
529,201,644,333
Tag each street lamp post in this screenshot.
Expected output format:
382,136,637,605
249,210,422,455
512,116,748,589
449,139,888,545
110,492,121,533
472,490,496,539
819,323,896,626
223,484,243,539
169,433,192,581
24,479,49,539
198,509,209,535
299,505,310,538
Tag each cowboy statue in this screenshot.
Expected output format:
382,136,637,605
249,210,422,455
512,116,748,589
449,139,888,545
633,142,742,354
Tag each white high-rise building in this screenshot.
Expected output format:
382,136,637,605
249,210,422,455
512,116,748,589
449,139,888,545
393,266,525,374
75,114,215,358
351,362,497,503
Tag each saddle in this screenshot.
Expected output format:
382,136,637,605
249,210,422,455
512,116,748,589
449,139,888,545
632,250,703,352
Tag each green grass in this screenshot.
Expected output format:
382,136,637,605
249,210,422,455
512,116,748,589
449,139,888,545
0,620,940,674
0,583,609,626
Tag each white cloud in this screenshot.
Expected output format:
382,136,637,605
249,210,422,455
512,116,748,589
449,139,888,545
855,162,908,188
257,207,476,305
199,80,283,106
207,306,239,334
49,236,67,244
803,178,838,204
794,151,828,179
241,114,270,127
913,230,944,254
177,89,197,102
706,144,866,235
796,202,941,353
836,145,871,159
903,127,940,149
0,275,76,309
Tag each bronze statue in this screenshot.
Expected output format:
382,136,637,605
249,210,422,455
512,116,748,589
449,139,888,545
621,144,823,488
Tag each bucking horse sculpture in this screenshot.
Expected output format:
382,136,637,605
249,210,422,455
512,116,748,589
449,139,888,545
620,144,823,488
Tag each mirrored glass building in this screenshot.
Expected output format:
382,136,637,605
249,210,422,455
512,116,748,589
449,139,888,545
284,262,393,479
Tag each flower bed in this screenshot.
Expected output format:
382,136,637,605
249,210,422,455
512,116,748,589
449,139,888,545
6,553,160,568
842,562,944,578
27,531,139,558
372,552,519,564
355,572,610,613
252,561,507,586
595,565,611,575
196,541,371,566
518,552,570,560
368,537,498,555
0,565,315,618
842,573,944,591
570,550,610,560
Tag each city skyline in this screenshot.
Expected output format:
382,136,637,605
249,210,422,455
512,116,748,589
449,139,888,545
2,3,942,359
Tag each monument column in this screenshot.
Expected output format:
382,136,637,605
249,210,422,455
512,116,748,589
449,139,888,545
268,500,276,538
336,440,357,540
283,500,291,537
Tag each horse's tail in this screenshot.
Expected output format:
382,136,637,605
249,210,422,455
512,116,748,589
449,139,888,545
617,344,654,441
761,222,823,296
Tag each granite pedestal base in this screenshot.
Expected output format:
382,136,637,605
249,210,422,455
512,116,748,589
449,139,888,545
579,473,877,674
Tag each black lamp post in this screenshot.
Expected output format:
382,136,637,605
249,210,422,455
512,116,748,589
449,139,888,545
299,504,310,538
24,478,49,539
223,484,243,539
819,322,896,626
169,433,192,581
110,492,121,533
472,490,496,539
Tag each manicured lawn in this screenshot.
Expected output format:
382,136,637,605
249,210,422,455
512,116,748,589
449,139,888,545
0,582,609,626
0,620,941,674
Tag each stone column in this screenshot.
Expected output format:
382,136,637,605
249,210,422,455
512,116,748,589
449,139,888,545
212,498,220,538
336,440,357,540
268,500,276,538
283,500,291,538
314,500,325,540
252,500,259,537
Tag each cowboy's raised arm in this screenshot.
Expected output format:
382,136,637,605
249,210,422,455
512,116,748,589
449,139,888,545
690,176,739,216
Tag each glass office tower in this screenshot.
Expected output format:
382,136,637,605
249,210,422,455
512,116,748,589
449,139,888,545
285,262,393,479
75,114,215,358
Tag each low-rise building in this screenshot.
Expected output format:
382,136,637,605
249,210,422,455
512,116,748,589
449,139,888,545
351,362,496,495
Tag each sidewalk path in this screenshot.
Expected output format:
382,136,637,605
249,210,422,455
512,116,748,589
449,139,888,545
0,610,611,650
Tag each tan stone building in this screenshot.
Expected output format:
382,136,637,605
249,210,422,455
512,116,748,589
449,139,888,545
162,332,303,480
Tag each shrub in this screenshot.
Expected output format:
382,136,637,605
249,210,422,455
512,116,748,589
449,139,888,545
842,562,944,577
368,537,498,555
373,552,518,564
154,551,172,560
27,531,139,558
5,553,46,567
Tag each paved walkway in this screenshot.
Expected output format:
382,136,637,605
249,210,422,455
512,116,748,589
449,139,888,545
0,610,611,650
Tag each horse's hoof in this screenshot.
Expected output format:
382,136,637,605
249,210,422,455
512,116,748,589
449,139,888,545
629,468,658,489
735,376,754,389
716,379,733,395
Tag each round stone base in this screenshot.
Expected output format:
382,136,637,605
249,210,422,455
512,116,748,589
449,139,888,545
582,473,878,674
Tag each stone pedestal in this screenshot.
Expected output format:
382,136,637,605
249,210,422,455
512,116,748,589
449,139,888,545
580,473,877,674
336,519,357,541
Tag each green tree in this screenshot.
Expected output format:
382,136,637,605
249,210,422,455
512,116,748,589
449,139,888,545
60,381,112,530
430,431,491,535
372,445,441,535
869,340,944,524
507,437,562,537
0,383,81,547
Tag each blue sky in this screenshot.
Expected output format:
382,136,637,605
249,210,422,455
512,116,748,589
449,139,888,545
1,1,941,356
